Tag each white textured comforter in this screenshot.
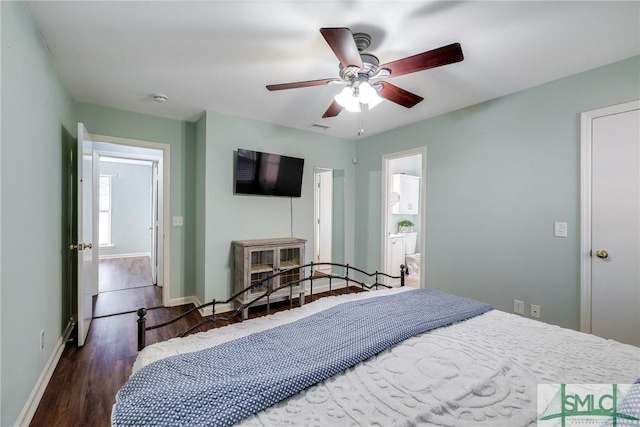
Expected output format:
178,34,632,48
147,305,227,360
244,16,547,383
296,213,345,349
132,288,640,426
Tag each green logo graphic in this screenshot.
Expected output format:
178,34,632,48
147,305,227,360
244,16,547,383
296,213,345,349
538,384,640,426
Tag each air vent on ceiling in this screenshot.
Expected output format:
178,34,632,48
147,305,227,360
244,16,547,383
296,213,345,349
310,123,330,130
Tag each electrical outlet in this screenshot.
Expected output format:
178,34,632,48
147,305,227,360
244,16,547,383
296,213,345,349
531,304,541,319
40,329,45,351
514,300,524,315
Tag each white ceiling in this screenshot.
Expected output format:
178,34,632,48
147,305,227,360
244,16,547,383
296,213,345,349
25,1,640,140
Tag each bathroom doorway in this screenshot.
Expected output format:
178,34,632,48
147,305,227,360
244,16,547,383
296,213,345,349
382,147,426,288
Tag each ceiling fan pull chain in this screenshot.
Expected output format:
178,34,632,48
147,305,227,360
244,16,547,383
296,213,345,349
358,103,366,136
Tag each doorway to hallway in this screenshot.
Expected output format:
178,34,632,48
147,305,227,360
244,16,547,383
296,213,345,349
90,136,169,317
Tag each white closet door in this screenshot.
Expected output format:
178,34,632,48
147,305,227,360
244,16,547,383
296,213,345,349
591,108,640,346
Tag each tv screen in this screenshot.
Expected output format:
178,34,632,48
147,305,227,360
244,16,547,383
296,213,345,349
235,148,304,197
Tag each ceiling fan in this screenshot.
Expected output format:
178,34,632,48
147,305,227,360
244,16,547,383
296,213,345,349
266,27,464,118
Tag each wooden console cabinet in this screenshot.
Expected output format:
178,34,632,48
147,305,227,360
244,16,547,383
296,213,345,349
232,237,306,318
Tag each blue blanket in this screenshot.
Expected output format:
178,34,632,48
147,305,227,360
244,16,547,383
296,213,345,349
113,289,492,426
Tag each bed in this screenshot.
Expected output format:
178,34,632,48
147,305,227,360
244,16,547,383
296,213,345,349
112,264,640,427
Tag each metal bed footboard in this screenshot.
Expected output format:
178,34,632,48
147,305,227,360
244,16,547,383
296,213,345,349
137,262,407,351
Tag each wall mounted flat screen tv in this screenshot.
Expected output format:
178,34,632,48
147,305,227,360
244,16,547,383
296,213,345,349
235,148,304,197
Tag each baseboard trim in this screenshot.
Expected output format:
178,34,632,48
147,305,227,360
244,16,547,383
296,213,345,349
14,336,66,427
99,252,151,260
191,296,234,317
167,295,199,307
167,296,234,317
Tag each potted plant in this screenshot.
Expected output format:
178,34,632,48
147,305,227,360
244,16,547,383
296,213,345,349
398,219,414,233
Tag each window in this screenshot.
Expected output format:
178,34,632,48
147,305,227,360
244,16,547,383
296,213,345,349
99,175,112,246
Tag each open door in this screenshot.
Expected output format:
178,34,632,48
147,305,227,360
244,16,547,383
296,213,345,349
314,169,333,275
74,123,97,346
150,162,159,285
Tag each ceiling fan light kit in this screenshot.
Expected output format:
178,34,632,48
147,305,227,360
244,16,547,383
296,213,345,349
334,81,383,112
266,27,464,120
335,87,361,112
357,82,383,107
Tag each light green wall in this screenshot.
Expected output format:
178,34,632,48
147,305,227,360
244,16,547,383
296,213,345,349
200,111,356,302
99,161,152,257
0,2,74,424
355,56,640,330
74,102,196,299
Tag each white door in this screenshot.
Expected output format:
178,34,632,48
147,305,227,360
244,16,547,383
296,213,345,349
314,169,333,274
581,101,640,347
76,123,97,347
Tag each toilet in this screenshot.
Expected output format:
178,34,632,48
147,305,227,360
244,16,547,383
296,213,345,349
402,232,420,278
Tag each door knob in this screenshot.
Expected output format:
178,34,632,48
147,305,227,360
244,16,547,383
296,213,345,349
84,243,93,249
595,249,609,259
70,243,83,251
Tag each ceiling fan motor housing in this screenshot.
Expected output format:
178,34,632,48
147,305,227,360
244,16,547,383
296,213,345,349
339,52,379,81
352,32,372,52
338,32,378,81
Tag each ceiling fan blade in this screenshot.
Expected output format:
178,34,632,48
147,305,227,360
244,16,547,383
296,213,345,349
266,78,340,91
322,100,343,118
320,28,364,69
377,82,424,108
378,43,463,78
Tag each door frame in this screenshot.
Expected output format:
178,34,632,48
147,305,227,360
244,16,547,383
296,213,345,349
92,134,171,307
381,146,427,286
579,99,640,333
94,151,161,292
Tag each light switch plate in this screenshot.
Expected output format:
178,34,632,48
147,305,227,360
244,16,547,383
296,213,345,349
554,222,567,238
172,216,184,227
514,300,524,315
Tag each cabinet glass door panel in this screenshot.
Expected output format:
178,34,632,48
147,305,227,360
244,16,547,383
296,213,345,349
279,246,302,287
279,270,301,288
250,271,272,294
279,247,301,269
250,249,275,273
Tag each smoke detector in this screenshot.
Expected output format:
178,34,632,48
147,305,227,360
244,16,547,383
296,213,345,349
153,93,169,103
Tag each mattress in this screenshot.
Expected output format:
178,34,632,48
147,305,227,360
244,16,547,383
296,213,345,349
128,288,640,426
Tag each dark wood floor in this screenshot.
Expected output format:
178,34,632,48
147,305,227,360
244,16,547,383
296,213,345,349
99,256,153,292
93,285,162,318
94,256,161,317
30,287,361,427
